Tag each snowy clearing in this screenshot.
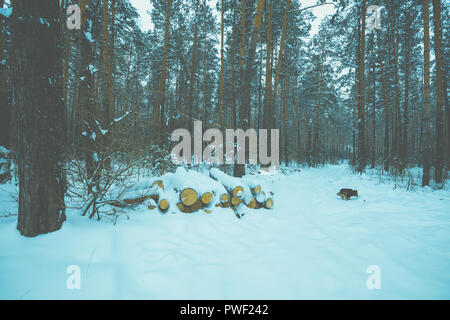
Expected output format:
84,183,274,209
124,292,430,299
1,164,450,299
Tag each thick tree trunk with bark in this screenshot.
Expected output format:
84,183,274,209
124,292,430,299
422,0,432,187
377,31,389,172
357,1,367,173
0,0,9,150
188,0,199,133
234,0,265,178
156,0,172,143
432,0,445,184
218,0,225,129
263,0,273,131
12,0,66,236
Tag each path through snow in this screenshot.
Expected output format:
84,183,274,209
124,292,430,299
1,165,449,299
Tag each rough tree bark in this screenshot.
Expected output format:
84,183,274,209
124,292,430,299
422,0,432,187
12,0,66,236
432,0,445,184
357,0,366,173
263,0,273,131
234,0,265,178
0,0,9,150
156,0,172,143
188,0,199,133
218,0,225,129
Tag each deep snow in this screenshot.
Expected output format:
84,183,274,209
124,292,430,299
1,165,450,299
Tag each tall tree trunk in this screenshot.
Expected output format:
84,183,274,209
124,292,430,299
432,0,445,184
234,0,265,177
422,0,432,186
272,0,291,129
445,58,450,169
233,0,247,178
218,0,225,129
231,0,238,129
108,0,116,120
377,31,389,172
156,0,172,143
12,0,66,236
371,64,376,169
263,0,273,131
283,62,290,165
188,0,199,133
102,0,110,124
313,45,324,166
357,0,367,173
402,21,410,170
0,0,10,150
394,31,402,167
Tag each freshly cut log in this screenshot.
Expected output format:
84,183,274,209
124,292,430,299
220,193,229,204
148,181,171,213
122,195,152,206
255,191,266,204
232,186,244,198
247,198,257,209
246,180,262,196
158,199,170,212
167,167,219,194
111,187,161,208
231,196,242,206
148,199,157,210
264,197,274,209
210,168,243,194
177,202,192,213
210,168,253,203
201,192,213,205
180,188,199,206
166,167,232,208
252,185,262,195
191,200,203,212
216,201,230,208
151,180,165,190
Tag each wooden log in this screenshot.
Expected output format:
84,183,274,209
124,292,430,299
255,191,266,205
177,202,192,213
151,179,165,190
232,186,244,198
210,168,253,205
148,199,157,210
231,196,242,206
166,167,231,208
264,197,274,209
201,192,213,206
191,200,203,212
247,198,257,209
158,199,170,212
210,168,243,195
220,193,229,204
180,188,199,206
245,177,274,207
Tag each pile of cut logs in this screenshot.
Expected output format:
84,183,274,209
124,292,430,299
112,168,274,218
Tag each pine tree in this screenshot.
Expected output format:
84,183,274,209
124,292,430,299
12,0,66,236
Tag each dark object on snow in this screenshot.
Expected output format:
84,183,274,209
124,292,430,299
337,189,358,200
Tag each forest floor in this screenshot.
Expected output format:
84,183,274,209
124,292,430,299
1,164,450,299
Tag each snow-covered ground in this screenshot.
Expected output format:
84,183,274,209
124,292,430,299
1,164,450,299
